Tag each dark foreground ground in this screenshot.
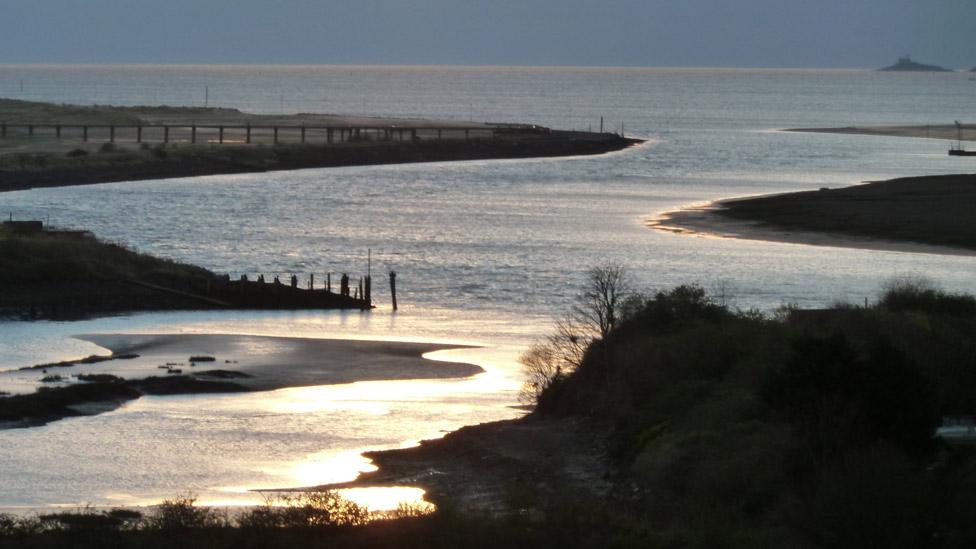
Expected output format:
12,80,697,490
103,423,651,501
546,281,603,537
5,283,976,548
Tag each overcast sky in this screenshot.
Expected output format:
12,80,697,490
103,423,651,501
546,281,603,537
3,0,975,69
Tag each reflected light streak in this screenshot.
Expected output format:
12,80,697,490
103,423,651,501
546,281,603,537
340,487,433,512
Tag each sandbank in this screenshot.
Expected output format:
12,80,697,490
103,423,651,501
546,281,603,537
648,174,976,257
786,124,976,142
76,333,483,391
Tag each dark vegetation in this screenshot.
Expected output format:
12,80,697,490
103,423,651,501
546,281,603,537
0,135,640,193
0,224,216,319
0,375,246,427
716,174,976,251
519,272,976,547
0,226,368,319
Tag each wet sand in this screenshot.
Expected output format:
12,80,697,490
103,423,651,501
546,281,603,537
649,174,976,256
76,334,483,391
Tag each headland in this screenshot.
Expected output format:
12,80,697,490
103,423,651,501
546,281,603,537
650,174,976,255
0,99,643,192
0,221,371,320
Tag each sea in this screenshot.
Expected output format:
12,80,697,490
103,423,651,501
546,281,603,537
0,65,974,510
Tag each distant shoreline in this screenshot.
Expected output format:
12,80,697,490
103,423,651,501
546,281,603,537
649,174,976,256
785,123,976,142
0,98,643,193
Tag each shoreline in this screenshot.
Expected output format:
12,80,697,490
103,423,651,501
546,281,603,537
785,123,976,142
0,135,643,193
0,333,484,428
309,414,612,515
648,174,976,256
0,98,643,193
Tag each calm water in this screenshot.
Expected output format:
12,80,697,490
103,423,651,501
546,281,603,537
1,66,975,509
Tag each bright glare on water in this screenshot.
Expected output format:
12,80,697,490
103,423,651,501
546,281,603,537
0,66,975,510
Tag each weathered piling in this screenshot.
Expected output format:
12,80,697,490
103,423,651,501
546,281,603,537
389,271,398,311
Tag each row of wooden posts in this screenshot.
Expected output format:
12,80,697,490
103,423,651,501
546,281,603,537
0,122,491,145
237,270,397,310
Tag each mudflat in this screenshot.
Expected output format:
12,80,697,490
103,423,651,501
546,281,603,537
77,333,483,391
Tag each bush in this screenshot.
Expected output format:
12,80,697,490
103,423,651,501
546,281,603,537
66,148,89,157
879,277,976,317
143,495,226,531
764,334,939,462
236,491,369,529
98,142,118,154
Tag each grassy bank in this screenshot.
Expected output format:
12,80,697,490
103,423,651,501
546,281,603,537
0,98,642,192
0,223,216,319
0,135,641,192
0,225,368,319
715,174,976,251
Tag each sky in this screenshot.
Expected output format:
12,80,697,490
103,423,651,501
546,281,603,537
2,0,975,69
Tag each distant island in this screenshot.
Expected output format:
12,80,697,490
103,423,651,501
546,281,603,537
879,55,951,72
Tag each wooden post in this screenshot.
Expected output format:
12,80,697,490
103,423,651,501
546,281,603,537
56,125,61,138
136,125,142,143
464,129,469,141
218,126,224,144
358,279,363,302
28,125,33,137
437,128,442,140
163,125,169,143
83,126,88,142
109,126,115,143
246,124,251,144
301,126,306,143
191,125,197,144
327,128,333,144
600,117,604,133
364,275,371,307
273,127,278,144
308,273,314,290
327,272,332,293
389,271,397,311
411,129,417,141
